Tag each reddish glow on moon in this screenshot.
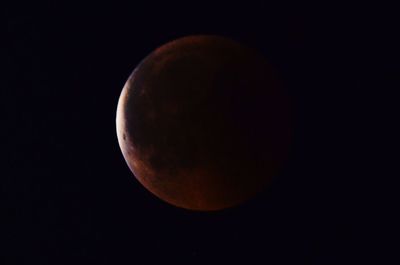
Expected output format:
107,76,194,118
116,35,292,211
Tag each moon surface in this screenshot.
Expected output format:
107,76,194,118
116,35,291,211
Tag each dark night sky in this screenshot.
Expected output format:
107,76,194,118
4,2,397,264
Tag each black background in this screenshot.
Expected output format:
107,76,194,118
4,2,397,264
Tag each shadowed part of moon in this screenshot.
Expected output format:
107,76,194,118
116,35,291,211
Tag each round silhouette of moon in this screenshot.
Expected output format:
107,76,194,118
116,35,291,211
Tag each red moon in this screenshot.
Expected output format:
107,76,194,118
116,35,291,211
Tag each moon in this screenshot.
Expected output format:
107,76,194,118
116,35,291,211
